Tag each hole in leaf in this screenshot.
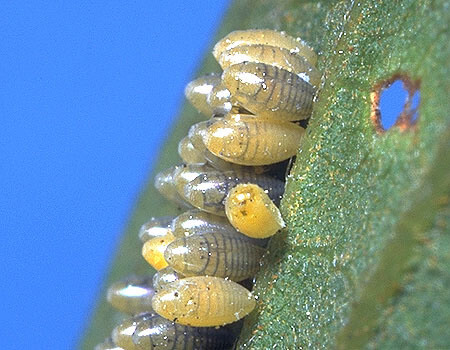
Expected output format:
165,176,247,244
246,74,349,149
379,81,408,129
371,75,421,133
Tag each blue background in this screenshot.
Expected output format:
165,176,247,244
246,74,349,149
0,2,406,349
0,2,229,349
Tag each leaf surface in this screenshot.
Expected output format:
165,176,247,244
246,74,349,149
81,1,450,349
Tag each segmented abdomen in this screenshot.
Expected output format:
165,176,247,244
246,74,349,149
164,232,265,281
183,169,284,215
151,276,256,327
113,313,235,349
223,62,315,121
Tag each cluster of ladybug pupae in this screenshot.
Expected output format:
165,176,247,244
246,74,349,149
95,29,319,350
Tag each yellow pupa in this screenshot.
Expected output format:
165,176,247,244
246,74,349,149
178,135,206,164
141,232,175,270
222,62,315,121
213,29,317,67
151,276,256,327
204,114,306,166
216,44,321,89
138,216,174,243
184,73,221,116
225,183,285,238
106,275,155,315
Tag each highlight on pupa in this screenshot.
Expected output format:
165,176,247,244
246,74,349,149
96,28,319,349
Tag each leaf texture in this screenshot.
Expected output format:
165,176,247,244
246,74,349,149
81,1,450,349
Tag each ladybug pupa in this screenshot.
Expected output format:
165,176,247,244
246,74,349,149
97,28,320,349
203,113,306,166
106,274,155,315
225,183,285,239
112,312,236,350
164,231,266,281
151,276,256,327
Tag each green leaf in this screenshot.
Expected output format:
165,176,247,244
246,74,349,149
81,0,450,349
